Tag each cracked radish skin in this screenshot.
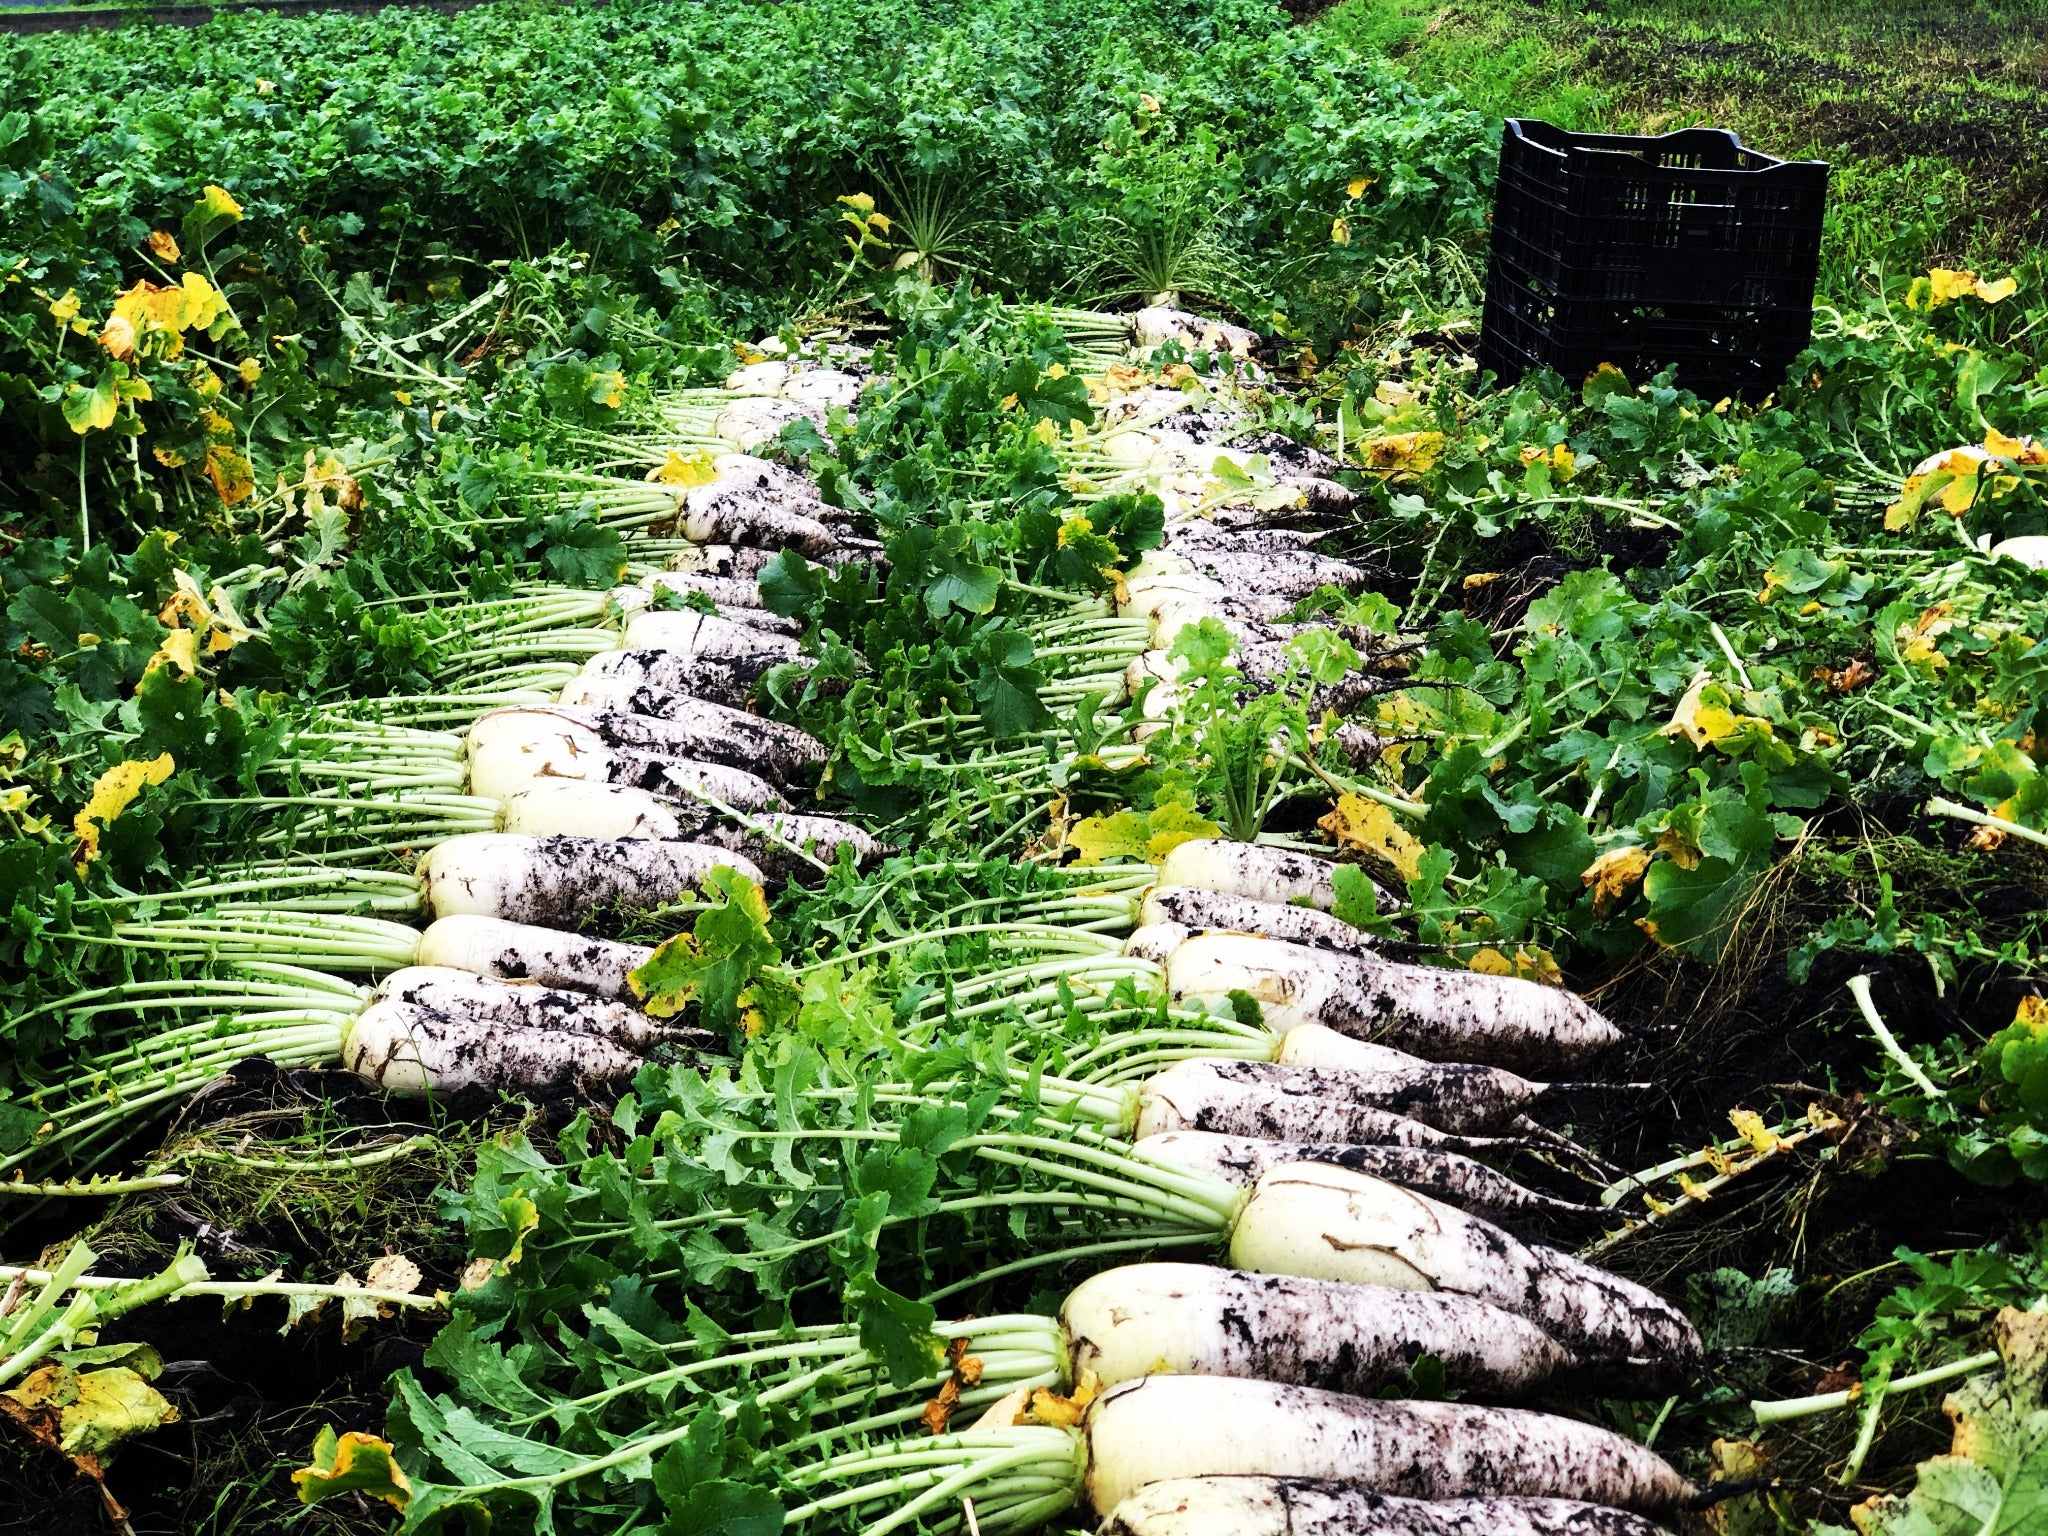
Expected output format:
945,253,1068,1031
1227,1162,1702,1380
1102,1480,1677,1536
1165,931,1624,1072
1062,1263,1572,1398
1081,1376,1692,1516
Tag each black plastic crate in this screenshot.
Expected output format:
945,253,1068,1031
1477,119,1828,399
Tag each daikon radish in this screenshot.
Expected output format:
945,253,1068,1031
500,695,825,785
1156,840,1343,910
1134,1058,1509,1150
1135,1130,1599,1228
1082,1376,1692,1515
1166,932,1624,1072
371,967,684,1050
420,833,760,927
416,914,651,999
1063,1263,1572,1398
1228,1163,1702,1377
1103,1480,1676,1536
1141,884,1384,947
340,1000,645,1097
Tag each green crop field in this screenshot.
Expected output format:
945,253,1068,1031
0,1,2045,1532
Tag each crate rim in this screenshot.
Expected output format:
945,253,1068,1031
1501,117,1830,177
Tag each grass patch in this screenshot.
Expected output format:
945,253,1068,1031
1316,0,2048,284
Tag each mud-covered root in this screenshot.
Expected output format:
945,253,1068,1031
521,692,827,786
618,609,806,664
1101,1480,1678,1536
340,999,646,1098
1123,921,1192,965
498,781,693,841
572,647,802,711
1171,548,1376,602
1227,1163,1704,1385
665,543,783,580
1130,306,1263,359
1155,840,1347,911
1165,932,1624,1073
678,482,840,557
1264,1029,1551,1134
1081,1376,1694,1516
1130,1130,1594,1229
370,967,696,1051
419,832,762,929
689,810,888,885
1120,573,1298,625
466,714,789,813
1134,1059,1507,1151
1142,885,1382,955
417,914,651,1000
641,570,774,610
711,396,827,453
1062,1263,1573,1399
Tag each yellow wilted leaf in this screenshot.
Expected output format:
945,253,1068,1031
291,1427,412,1512
1580,845,1651,917
1318,792,1424,881
592,370,626,410
148,627,201,678
1909,268,1981,310
204,443,255,505
147,229,181,264
1359,430,1445,476
1661,673,1775,753
197,183,242,224
48,289,80,323
1068,799,1220,866
1033,417,1059,446
1655,823,1703,871
1330,217,1351,245
1347,175,1373,199
836,192,875,216
2,1362,179,1461
1975,274,2018,303
647,450,718,487
2013,995,2048,1030
238,357,262,385
73,754,175,866
1468,946,1565,986
1025,1371,1098,1429
1727,1108,1781,1155
1938,470,1981,515
101,317,135,358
